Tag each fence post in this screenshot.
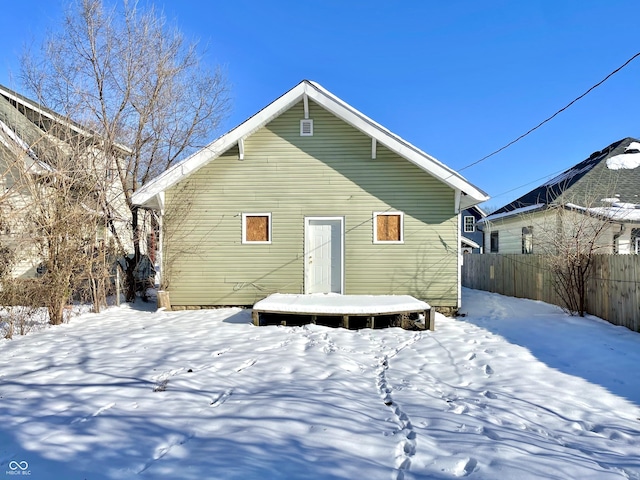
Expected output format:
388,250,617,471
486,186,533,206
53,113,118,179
116,267,121,307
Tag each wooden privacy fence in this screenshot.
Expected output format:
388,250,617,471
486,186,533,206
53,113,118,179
461,254,640,332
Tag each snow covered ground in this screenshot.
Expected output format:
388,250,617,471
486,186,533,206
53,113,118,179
1,288,639,480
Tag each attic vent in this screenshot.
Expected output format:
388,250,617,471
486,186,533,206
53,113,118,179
300,119,313,136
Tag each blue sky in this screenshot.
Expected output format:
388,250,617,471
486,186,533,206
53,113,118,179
2,1,639,210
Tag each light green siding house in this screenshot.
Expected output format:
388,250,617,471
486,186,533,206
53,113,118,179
132,81,488,310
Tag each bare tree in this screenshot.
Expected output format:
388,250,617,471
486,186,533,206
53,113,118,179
533,205,613,316
22,0,230,301
524,173,623,316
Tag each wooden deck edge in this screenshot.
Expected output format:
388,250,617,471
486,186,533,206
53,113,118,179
252,308,435,331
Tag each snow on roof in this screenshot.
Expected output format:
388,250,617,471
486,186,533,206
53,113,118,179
542,162,597,187
606,142,640,170
566,202,640,222
480,203,545,223
132,80,488,210
253,293,430,315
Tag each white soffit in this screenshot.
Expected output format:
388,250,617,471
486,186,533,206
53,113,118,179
132,80,489,208
461,236,481,249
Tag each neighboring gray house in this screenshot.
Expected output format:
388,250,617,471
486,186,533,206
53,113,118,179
480,137,640,255
0,84,133,277
132,80,488,310
461,205,486,254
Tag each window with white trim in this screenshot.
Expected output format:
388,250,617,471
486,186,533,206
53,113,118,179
463,216,475,233
374,212,404,243
242,213,272,244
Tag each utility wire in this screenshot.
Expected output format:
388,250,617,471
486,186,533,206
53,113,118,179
459,51,640,173
487,167,567,201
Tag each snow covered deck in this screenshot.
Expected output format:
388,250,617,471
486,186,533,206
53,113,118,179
252,293,435,330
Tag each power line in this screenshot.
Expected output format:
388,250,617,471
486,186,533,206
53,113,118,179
487,167,566,201
459,51,640,173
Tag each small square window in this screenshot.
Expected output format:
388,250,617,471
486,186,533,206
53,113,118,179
374,212,404,243
464,216,475,233
242,213,271,244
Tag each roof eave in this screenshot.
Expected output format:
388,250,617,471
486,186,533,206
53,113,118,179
480,203,547,223
461,236,481,249
0,84,132,156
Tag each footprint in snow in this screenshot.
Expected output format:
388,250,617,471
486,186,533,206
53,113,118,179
483,365,494,375
454,457,478,477
450,404,468,415
211,348,230,357
153,379,169,392
478,426,501,440
138,433,194,473
235,359,257,372
210,389,233,407
71,402,115,424
93,402,115,416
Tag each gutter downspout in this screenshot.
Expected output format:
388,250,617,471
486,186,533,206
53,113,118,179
155,192,165,289
613,223,625,254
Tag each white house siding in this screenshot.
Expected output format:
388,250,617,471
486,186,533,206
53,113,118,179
483,209,626,255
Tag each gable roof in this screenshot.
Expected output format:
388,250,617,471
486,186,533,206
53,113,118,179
486,137,640,222
131,80,489,210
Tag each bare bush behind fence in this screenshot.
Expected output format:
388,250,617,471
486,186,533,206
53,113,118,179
462,254,640,332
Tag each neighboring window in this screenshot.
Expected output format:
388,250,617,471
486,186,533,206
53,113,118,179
374,212,404,243
490,231,499,253
464,216,475,233
632,228,640,254
522,226,533,254
242,213,272,244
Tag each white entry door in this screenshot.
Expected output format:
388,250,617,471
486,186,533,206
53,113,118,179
305,217,344,294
